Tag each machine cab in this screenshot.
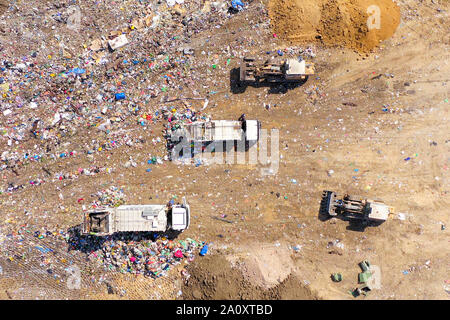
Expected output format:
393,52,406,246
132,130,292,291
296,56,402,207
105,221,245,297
285,59,315,80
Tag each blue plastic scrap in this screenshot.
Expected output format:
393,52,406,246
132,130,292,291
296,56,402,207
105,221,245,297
35,246,53,254
70,68,86,75
200,243,209,256
231,0,245,9
115,93,126,100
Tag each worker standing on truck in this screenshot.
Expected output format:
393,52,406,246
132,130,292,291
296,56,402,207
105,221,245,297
238,113,247,133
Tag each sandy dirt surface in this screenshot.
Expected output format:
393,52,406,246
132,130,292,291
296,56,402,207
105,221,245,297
0,0,448,300
181,253,317,299
268,0,401,52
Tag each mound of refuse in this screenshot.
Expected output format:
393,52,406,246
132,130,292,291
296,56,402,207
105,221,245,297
268,0,401,52
0,1,7,15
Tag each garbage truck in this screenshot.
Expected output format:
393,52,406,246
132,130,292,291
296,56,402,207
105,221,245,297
321,191,395,225
239,57,315,84
170,115,260,145
82,197,190,236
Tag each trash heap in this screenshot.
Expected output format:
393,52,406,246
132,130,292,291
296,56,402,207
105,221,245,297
0,0,242,194
0,226,74,284
1,224,204,281
351,260,375,298
162,104,212,160
87,237,203,278
90,186,126,208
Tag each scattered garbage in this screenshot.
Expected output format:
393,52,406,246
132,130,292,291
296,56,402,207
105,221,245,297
200,243,209,256
70,235,203,277
231,0,245,11
108,34,129,51
115,93,126,101
348,260,376,298
0,0,443,301
70,68,86,75
397,213,407,220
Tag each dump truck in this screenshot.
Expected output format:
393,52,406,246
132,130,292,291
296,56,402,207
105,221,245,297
239,57,315,84
82,197,190,236
321,191,394,225
170,115,260,145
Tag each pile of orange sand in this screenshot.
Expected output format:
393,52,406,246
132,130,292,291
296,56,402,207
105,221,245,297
268,0,401,52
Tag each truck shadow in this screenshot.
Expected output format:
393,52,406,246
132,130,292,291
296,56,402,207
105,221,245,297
345,219,385,232
66,225,182,254
229,67,308,94
168,139,257,160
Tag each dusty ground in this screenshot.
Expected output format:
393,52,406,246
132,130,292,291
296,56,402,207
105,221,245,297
268,0,401,52
0,0,449,299
182,253,317,299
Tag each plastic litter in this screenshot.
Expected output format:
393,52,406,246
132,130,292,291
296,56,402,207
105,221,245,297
200,243,209,256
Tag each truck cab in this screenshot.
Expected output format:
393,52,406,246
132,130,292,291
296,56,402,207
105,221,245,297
170,198,190,231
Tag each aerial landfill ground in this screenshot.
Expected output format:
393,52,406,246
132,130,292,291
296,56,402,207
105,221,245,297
0,0,448,301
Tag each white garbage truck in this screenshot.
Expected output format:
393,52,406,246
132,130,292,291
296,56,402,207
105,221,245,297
82,197,190,236
170,115,260,145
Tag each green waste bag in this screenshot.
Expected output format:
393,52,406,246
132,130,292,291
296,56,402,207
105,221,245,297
332,273,343,282
359,271,372,283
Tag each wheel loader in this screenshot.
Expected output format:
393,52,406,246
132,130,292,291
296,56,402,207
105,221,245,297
238,56,315,84
321,191,395,226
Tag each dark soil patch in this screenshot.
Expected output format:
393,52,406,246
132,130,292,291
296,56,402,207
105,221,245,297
182,254,318,300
